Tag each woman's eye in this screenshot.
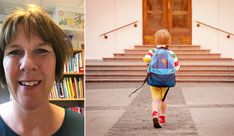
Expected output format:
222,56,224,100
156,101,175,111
35,49,49,55
7,50,23,56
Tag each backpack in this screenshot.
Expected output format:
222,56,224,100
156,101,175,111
129,48,176,97
147,48,176,87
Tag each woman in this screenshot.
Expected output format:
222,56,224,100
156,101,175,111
0,5,84,136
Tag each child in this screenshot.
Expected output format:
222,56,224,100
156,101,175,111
143,29,180,128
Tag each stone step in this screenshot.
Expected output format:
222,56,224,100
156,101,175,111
118,50,213,54
86,60,234,66
135,44,194,46
86,74,234,81
103,57,232,61
86,59,234,82
86,64,234,70
86,78,234,82
134,45,201,50
86,70,234,75
134,44,198,47
114,53,221,58
86,42,234,83
124,49,211,54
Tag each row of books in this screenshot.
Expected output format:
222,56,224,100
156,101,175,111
69,107,84,115
49,77,84,99
64,52,83,73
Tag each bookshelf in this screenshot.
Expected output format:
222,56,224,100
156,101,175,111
49,7,85,114
49,49,85,114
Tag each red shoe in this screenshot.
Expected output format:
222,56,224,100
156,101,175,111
152,111,162,128
159,115,166,125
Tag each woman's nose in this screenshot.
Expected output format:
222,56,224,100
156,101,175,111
19,54,38,72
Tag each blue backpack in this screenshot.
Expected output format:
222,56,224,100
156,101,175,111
147,48,176,87
129,48,176,97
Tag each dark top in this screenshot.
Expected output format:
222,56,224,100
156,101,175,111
0,108,84,136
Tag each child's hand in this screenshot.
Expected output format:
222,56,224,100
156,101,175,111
143,57,151,63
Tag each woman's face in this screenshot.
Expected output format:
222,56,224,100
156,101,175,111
3,27,56,110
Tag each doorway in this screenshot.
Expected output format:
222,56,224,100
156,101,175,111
143,0,192,44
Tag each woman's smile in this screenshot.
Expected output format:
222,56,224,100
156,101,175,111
18,80,41,87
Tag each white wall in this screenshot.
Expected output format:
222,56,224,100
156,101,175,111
86,0,234,60
86,0,142,60
192,0,234,58
218,0,234,58
53,6,84,50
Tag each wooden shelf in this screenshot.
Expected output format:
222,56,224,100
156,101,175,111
49,98,84,108
49,98,84,101
64,72,84,76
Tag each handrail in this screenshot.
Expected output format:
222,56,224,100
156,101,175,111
195,20,234,38
100,21,139,39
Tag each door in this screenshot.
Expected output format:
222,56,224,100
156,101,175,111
143,0,192,44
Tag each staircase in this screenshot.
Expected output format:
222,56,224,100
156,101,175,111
86,44,234,82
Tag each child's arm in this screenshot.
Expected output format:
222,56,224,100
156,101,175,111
169,50,180,71
143,48,156,63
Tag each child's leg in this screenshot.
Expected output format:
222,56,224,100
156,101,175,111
150,86,162,128
159,87,169,125
160,100,167,115
150,86,161,112
160,87,169,114
152,99,160,112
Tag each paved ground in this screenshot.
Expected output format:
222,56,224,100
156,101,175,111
86,82,234,136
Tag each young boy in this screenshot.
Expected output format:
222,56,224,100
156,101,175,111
143,29,180,128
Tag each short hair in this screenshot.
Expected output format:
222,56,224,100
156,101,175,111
154,29,171,46
0,5,73,87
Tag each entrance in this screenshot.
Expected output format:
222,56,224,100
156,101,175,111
143,0,192,44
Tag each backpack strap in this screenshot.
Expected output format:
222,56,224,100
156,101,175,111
128,74,148,97
162,87,170,101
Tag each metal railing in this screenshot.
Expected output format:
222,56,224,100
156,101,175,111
195,20,234,38
100,21,139,39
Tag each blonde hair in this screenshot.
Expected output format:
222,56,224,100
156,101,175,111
154,29,171,46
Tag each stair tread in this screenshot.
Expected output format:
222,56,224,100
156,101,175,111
125,49,208,51
87,68,234,71
105,57,231,59
87,73,234,76
134,44,195,47
86,60,234,66
135,45,201,48
86,42,234,82
86,78,234,82
116,53,218,55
